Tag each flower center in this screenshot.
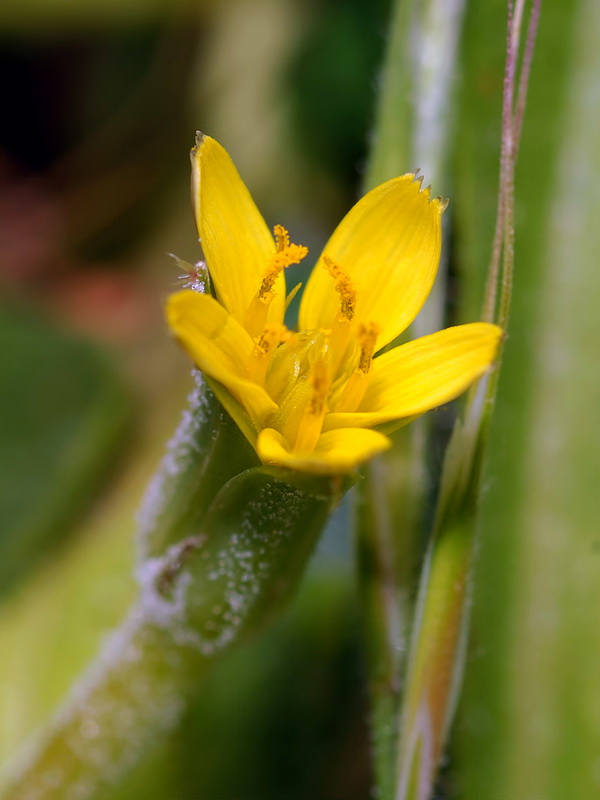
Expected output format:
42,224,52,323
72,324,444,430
248,322,293,383
265,332,331,453
242,234,380,453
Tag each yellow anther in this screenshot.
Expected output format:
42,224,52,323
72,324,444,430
273,224,290,252
293,357,330,454
245,226,308,339
257,226,308,302
322,255,357,321
333,322,381,414
356,321,381,373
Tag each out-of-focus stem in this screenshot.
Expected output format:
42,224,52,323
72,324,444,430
393,3,542,797
355,459,408,800
512,0,542,150
394,516,474,800
0,441,338,799
359,1,466,796
393,381,489,800
364,0,415,193
0,610,204,800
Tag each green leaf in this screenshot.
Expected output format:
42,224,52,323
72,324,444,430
180,465,343,646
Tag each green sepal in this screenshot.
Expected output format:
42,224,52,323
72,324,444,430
155,465,346,652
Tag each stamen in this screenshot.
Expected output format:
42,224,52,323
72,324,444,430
322,255,357,322
292,358,330,454
333,322,380,414
254,323,291,356
258,226,308,302
245,225,308,339
274,224,290,252
356,322,381,373
268,334,330,455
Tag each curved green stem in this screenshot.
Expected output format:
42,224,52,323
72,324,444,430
0,399,341,799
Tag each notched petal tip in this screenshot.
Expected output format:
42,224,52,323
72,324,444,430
300,167,445,346
403,170,447,211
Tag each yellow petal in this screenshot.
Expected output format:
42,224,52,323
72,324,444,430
191,134,285,326
256,427,391,475
324,323,502,429
299,174,444,348
166,290,278,426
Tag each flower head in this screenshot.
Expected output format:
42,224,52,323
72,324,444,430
167,134,502,475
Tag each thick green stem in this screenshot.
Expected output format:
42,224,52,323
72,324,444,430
393,2,542,795
1,613,203,800
0,398,340,799
358,1,466,796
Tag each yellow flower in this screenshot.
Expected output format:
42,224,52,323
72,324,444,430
167,134,502,475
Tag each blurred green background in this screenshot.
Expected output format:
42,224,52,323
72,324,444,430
0,0,597,798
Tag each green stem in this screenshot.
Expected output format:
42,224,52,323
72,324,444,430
393,384,488,800
395,516,474,800
355,459,408,799
1,611,204,800
393,2,542,795
358,0,467,795
0,404,340,799
364,0,415,192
